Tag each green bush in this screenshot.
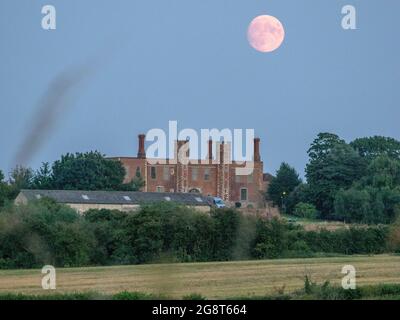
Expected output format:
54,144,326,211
0,199,95,268
0,292,99,300
182,293,206,300
293,202,318,219
112,291,163,300
0,202,393,269
301,277,362,300
387,216,400,253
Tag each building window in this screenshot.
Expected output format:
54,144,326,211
235,174,241,183
204,168,210,181
240,188,248,201
192,168,198,181
247,173,253,183
163,167,170,181
156,186,165,192
150,166,156,179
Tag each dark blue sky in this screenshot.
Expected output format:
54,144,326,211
1,0,399,178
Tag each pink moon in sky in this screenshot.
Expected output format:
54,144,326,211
247,15,285,53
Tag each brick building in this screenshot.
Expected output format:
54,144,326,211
111,135,271,208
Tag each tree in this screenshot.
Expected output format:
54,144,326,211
84,209,133,265
118,169,145,192
32,162,53,190
334,188,372,222
31,153,141,191
334,156,400,223
0,199,95,268
306,135,366,216
50,151,127,191
285,183,312,214
350,136,400,160
387,216,400,253
9,166,34,189
360,155,400,188
361,156,400,223
267,163,301,209
307,133,346,162
252,218,289,259
0,170,9,208
125,205,164,263
7,166,34,200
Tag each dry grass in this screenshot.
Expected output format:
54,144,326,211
0,255,399,299
300,221,363,231
282,215,367,231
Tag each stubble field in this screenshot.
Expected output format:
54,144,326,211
0,255,399,299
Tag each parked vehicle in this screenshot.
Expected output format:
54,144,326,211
211,197,226,208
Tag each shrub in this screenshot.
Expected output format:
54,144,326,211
0,199,95,269
293,202,318,219
387,216,400,253
302,277,362,300
251,218,290,259
182,293,206,300
112,291,162,300
0,202,393,269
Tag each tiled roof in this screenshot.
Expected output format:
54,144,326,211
19,189,210,206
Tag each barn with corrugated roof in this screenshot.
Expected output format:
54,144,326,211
15,189,211,214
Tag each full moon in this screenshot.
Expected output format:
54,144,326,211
247,15,285,53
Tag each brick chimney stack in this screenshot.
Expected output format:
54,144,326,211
176,139,190,158
254,138,260,162
218,141,231,164
137,134,146,159
219,141,224,163
208,139,213,160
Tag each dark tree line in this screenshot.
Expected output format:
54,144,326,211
0,151,145,207
268,134,400,223
0,200,394,269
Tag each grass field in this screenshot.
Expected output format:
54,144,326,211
0,255,399,299
281,214,367,231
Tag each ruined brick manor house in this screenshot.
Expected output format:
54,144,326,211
110,135,272,208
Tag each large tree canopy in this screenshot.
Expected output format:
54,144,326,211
361,155,400,189
334,155,400,224
32,151,143,191
306,134,367,216
307,132,346,162
47,151,127,190
350,136,400,160
1,152,144,202
267,162,301,209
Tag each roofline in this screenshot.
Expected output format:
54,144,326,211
107,157,263,166
19,189,209,196
18,189,211,206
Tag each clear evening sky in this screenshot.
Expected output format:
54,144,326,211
0,0,399,178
